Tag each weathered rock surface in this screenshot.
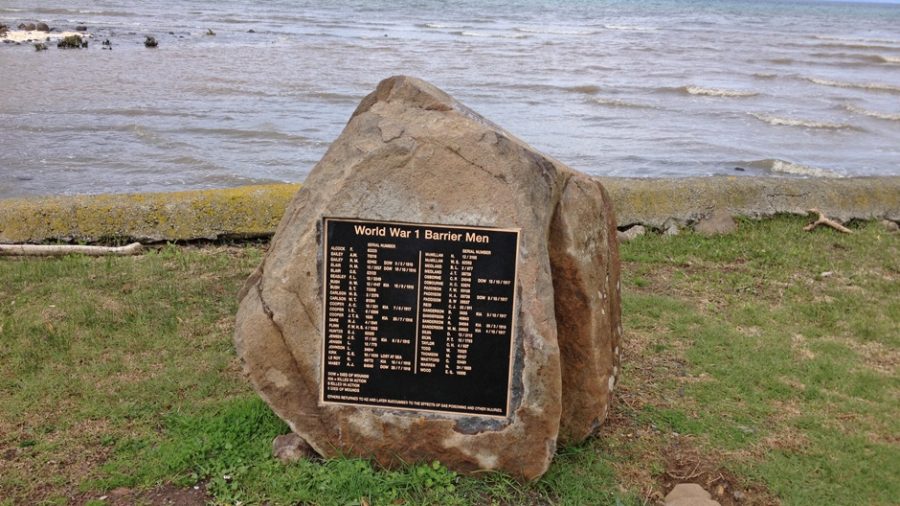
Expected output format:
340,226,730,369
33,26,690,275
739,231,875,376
693,208,737,235
234,76,621,480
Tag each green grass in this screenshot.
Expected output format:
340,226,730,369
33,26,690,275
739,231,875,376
0,216,897,505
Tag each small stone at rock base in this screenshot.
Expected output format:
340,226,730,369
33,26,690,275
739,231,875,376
667,498,721,506
665,483,712,503
880,219,899,233
272,433,318,464
694,208,737,235
664,223,680,236
617,224,646,242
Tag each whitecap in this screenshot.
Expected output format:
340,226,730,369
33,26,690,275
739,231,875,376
844,104,900,122
806,77,900,94
455,30,528,39
743,159,844,178
421,22,465,29
681,86,758,97
749,113,859,131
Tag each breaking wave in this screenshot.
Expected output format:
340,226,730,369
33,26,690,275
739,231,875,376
678,86,758,97
454,30,529,39
806,77,900,94
844,104,900,122
420,22,466,29
743,159,843,178
749,113,859,131
514,26,596,35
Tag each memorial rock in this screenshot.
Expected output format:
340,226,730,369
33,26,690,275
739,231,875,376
234,76,621,480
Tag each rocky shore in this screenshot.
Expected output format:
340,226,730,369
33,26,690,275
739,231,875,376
0,177,897,244
0,20,92,46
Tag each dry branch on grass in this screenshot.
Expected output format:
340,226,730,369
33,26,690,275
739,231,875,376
0,242,143,257
804,208,852,234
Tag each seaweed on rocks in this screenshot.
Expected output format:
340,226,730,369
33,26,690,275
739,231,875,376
57,34,85,49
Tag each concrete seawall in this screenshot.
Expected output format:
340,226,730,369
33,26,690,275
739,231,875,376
1,177,897,243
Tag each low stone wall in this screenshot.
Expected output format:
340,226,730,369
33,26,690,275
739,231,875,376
0,184,299,243
1,177,897,243
598,176,900,228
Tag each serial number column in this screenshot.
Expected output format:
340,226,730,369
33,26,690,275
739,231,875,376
451,250,476,376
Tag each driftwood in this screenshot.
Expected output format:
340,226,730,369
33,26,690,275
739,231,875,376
0,242,143,257
804,208,852,234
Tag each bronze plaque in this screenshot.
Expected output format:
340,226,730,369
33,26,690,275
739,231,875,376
321,218,519,417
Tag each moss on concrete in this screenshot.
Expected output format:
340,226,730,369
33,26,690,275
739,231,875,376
597,176,900,228
1,177,897,244
0,184,300,243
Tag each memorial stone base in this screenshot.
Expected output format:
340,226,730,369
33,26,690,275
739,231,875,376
234,76,621,480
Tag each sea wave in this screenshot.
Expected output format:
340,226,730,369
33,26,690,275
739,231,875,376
514,26,595,35
501,83,600,95
752,72,777,79
810,52,900,65
591,97,655,109
420,22,467,29
602,24,656,31
749,113,858,131
814,41,900,52
565,85,601,94
812,35,900,47
844,104,900,122
454,30,528,39
743,159,843,178
679,86,758,97
806,77,900,94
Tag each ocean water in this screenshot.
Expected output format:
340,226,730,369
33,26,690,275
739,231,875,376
1,0,899,198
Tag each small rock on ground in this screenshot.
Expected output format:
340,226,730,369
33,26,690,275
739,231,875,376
272,433,318,463
880,219,899,233
617,225,646,242
694,208,737,235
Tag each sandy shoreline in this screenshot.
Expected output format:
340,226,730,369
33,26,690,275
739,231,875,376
1,29,92,44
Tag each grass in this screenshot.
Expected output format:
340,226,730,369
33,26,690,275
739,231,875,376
0,216,897,505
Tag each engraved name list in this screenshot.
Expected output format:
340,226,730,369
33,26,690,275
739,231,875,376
321,218,520,417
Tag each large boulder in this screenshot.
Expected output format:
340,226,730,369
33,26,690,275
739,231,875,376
234,76,621,480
